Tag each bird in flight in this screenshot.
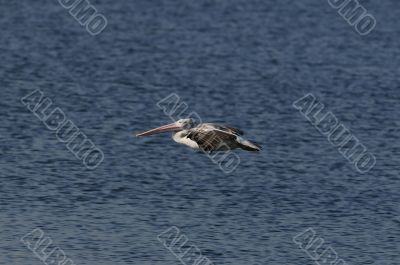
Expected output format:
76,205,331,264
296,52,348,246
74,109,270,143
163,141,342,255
136,119,261,152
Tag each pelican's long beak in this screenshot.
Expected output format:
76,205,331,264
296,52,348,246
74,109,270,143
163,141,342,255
136,123,182,137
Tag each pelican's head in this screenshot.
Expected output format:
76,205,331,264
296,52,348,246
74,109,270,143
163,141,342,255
175,118,194,129
136,118,194,137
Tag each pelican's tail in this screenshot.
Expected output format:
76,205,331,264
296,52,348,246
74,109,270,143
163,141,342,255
237,138,262,152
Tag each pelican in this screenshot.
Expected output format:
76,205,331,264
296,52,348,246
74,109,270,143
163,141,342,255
136,119,261,152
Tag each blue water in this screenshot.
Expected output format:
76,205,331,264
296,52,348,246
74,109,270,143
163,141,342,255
1,1,399,264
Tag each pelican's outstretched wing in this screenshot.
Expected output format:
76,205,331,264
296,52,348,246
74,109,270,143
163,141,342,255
187,127,237,152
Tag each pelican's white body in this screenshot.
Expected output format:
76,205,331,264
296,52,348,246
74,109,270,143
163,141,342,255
172,131,200,150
